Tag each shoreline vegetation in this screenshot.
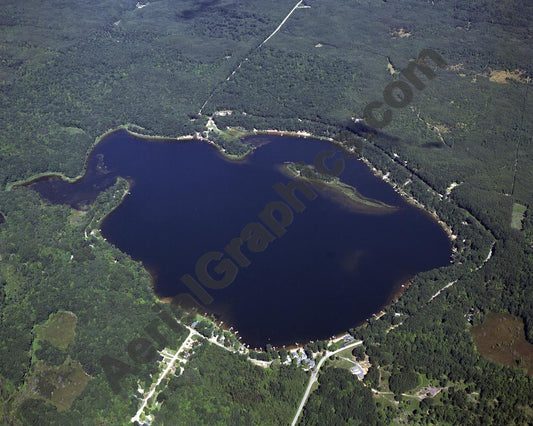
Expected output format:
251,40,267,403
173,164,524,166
359,156,457,244
10,124,457,354
10,121,456,247
279,161,399,215
2,0,531,422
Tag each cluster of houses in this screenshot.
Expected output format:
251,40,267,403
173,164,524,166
288,349,316,369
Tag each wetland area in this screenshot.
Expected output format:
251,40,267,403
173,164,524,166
471,312,533,376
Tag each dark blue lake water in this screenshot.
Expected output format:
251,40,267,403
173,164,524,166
30,130,451,347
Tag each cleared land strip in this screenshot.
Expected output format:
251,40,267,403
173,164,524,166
428,281,457,303
199,0,308,114
259,0,305,47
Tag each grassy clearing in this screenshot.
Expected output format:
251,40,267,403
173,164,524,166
511,202,527,230
28,361,91,412
217,127,249,141
69,209,87,226
336,346,359,359
35,311,77,350
330,358,356,370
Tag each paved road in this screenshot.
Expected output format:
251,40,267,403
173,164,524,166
291,340,363,426
131,329,194,423
131,323,245,423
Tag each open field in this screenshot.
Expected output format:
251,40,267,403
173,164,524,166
29,361,91,412
34,311,77,350
511,202,527,230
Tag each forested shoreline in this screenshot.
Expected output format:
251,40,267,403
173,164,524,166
1,0,532,424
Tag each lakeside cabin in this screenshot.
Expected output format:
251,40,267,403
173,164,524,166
350,364,365,380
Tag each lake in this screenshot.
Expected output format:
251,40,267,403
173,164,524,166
30,130,452,347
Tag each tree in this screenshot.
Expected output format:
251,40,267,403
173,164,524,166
389,369,419,395
352,346,365,359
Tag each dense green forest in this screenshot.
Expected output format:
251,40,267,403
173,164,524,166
1,0,532,424
153,343,308,425
300,367,378,425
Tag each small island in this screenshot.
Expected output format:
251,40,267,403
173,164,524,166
280,161,399,215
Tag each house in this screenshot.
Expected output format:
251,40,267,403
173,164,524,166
350,364,365,380
342,335,354,347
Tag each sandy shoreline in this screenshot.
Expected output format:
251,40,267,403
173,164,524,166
359,156,456,243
